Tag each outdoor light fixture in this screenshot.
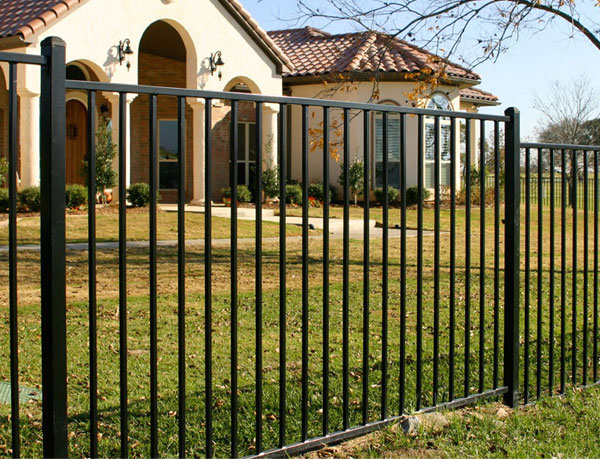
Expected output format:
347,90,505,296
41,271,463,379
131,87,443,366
209,51,225,80
117,38,134,70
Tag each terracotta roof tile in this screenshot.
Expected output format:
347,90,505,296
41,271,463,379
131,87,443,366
268,27,480,81
0,0,84,40
459,87,500,104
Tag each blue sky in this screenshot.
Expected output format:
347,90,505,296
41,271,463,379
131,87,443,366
241,0,600,139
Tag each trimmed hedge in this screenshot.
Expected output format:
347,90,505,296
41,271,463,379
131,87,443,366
19,186,41,212
66,184,87,209
405,186,430,206
221,185,253,203
127,183,158,208
374,186,400,205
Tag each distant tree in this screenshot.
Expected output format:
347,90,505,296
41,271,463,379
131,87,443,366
535,75,599,146
534,75,599,207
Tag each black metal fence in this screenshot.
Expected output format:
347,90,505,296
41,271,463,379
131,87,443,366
485,175,596,209
0,38,598,458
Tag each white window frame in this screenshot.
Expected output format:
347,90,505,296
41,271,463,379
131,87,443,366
425,93,453,189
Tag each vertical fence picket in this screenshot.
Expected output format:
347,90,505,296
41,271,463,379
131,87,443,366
479,119,486,394
524,147,531,404
416,114,424,411
87,90,98,458
204,98,214,459
255,102,264,454
560,149,567,394
177,96,186,458
362,109,371,426
148,94,159,459
230,100,239,458
118,92,129,458
449,117,457,401
278,103,288,448
8,61,20,459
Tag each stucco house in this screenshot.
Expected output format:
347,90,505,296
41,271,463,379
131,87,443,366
0,0,292,203
268,27,500,191
0,1,499,202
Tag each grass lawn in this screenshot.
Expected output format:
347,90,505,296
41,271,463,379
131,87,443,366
313,386,600,458
0,204,597,457
0,208,307,246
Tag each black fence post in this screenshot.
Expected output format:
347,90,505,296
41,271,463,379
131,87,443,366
40,36,68,458
504,107,521,408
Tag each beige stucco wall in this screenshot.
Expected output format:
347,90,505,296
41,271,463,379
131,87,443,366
23,0,283,94
287,80,466,194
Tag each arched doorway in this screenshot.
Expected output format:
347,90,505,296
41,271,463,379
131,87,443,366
66,99,88,185
65,61,111,185
132,20,194,202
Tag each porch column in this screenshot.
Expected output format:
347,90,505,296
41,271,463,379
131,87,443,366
189,99,205,204
18,90,40,187
263,103,279,170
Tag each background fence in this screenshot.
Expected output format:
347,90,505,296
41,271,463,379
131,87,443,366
0,39,598,458
485,175,596,210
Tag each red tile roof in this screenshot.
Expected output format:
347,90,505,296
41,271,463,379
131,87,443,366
0,0,293,71
459,87,500,105
268,27,480,81
0,0,84,39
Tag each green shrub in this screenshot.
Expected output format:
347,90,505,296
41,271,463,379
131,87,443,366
0,158,8,188
0,188,9,213
374,186,400,205
127,183,158,208
262,165,279,199
221,185,253,203
19,186,41,212
65,184,87,209
285,184,302,204
308,183,337,203
405,186,430,206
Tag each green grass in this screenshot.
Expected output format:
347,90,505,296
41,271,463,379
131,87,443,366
0,210,307,246
0,204,597,457
326,386,600,457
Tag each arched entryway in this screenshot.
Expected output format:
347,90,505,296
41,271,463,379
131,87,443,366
131,19,196,202
65,61,112,185
66,100,88,185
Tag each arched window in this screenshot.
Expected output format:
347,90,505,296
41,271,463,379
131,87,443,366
425,93,453,188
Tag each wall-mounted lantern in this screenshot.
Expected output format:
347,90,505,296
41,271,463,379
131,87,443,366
209,51,225,80
118,39,134,70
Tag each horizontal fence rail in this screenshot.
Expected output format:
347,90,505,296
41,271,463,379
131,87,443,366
0,42,598,459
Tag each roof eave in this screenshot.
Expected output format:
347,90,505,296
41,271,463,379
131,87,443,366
460,96,501,106
0,35,30,50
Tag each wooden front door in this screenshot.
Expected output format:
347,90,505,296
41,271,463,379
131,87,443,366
66,100,88,185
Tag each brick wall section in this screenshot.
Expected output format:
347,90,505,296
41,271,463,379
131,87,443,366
131,52,194,202
211,100,256,201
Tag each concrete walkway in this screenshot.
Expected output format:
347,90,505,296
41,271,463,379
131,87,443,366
1,205,432,252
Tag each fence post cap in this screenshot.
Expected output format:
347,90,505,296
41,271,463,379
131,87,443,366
504,107,520,116
40,36,66,48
